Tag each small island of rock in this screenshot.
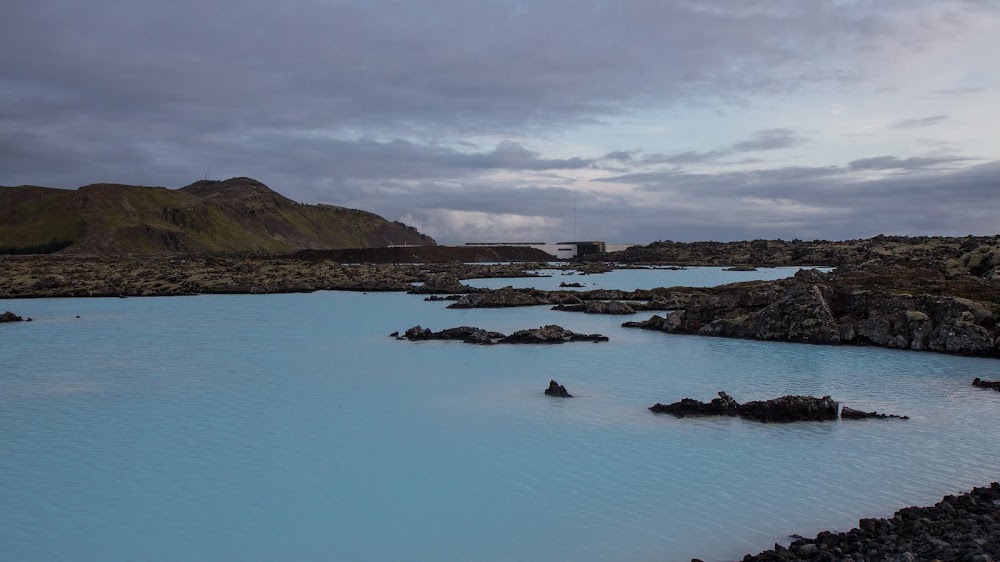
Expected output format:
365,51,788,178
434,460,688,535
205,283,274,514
397,324,608,345
544,380,572,397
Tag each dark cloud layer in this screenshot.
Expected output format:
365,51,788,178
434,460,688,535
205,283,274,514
1,0,997,242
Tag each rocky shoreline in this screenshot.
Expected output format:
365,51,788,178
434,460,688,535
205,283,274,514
3,252,998,360
0,254,559,298
718,483,1000,562
619,267,1000,358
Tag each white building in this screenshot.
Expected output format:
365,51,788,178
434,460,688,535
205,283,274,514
465,241,633,259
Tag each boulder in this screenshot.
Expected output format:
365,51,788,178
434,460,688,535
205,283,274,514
559,282,584,288
544,380,572,397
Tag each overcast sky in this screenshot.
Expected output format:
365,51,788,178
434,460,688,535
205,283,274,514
2,0,998,243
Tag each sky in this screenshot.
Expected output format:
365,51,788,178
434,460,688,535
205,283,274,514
2,0,999,243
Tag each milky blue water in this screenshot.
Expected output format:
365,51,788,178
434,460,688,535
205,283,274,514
465,266,831,291
2,267,999,562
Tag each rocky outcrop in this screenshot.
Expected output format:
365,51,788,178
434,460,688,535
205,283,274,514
401,325,505,344
499,325,609,344
972,377,1000,391
544,380,572,397
0,256,555,299
407,275,481,295
552,300,635,314
738,395,839,423
841,406,909,420
579,235,1000,276
650,392,839,423
448,288,560,309
447,287,685,310
0,310,24,322
649,391,739,417
723,265,758,271
737,483,1000,562
622,315,665,330
559,282,585,288
398,324,607,345
624,272,999,358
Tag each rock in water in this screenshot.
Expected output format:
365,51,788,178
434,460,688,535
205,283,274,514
400,325,503,344
498,325,608,344
651,393,839,423
622,315,665,330
972,377,1000,391
738,395,839,423
841,406,909,420
397,324,607,345
0,311,24,323
544,380,572,398
650,391,740,417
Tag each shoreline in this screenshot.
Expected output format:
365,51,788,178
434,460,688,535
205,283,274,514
3,255,997,359
718,482,1000,562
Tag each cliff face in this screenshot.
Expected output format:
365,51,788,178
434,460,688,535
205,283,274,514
0,177,435,254
646,269,999,357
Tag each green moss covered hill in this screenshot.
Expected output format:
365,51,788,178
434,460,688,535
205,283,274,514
0,177,435,254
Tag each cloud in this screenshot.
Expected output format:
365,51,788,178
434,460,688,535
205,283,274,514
399,210,560,243
890,115,950,129
642,128,809,165
0,0,997,243
847,155,969,171
729,128,807,152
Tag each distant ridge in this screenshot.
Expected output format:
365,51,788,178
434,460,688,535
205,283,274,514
0,177,435,254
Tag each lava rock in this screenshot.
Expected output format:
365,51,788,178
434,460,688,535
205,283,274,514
973,377,1000,391
651,392,839,423
0,311,24,323
401,325,504,344
559,282,585,288
736,482,1000,562
841,406,909,420
498,324,609,344
544,380,572,397
397,324,606,345
622,315,665,330
739,395,839,423
650,391,740,417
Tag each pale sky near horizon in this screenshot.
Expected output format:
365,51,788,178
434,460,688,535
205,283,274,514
2,0,998,243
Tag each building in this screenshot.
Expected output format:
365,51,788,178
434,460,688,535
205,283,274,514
465,241,632,259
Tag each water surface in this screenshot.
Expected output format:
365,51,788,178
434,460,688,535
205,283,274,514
2,268,998,561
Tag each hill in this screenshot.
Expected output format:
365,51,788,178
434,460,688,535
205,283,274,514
0,177,435,254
